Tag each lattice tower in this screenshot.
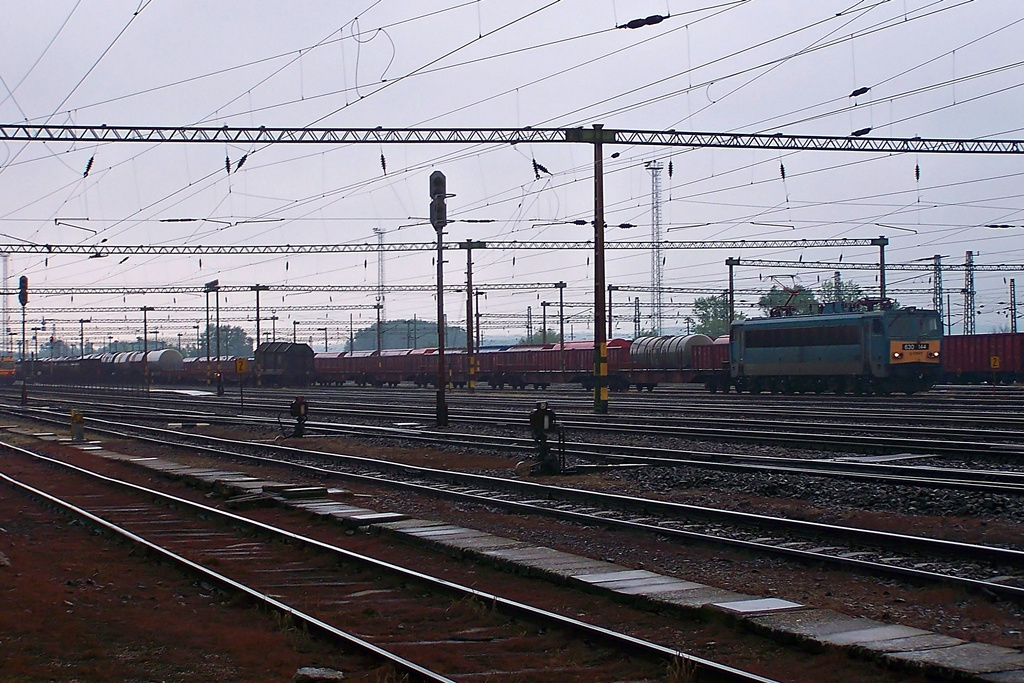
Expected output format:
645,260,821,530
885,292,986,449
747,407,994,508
645,160,664,335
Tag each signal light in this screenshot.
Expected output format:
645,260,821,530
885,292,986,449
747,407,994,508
430,196,447,230
429,170,446,199
18,276,28,306
429,171,447,230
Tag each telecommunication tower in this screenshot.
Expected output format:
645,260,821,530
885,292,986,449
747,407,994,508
962,251,976,335
932,255,943,323
1011,279,1018,333
373,227,386,320
645,160,664,335
1,253,7,355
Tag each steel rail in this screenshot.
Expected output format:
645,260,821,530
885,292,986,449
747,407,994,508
8,389,1024,492
7,405,1024,603
0,452,456,683
0,439,775,683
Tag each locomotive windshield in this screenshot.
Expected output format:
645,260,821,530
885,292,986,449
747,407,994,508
888,312,940,337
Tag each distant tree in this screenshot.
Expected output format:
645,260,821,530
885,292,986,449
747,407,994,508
345,318,466,351
758,285,818,315
41,337,72,358
200,325,252,357
818,278,863,304
692,294,738,337
518,329,562,344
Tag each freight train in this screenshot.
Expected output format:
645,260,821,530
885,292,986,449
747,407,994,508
15,310,1024,393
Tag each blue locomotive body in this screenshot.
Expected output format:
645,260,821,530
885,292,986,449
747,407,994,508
729,305,942,394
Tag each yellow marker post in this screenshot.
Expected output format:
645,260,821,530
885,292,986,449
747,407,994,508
235,358,248,409
70,409,85,442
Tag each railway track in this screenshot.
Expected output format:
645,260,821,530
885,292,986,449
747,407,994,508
1,439,775,683
6,393,1024,498
7,402,1024,605
10,384,1024,458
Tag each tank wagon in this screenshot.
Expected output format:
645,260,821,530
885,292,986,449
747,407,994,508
728,304,942,394
628,334,712,390
21,348,184,385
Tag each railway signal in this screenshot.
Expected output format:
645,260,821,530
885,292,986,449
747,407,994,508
431,171,450,427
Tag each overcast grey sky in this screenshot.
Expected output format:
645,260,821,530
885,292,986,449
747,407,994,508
1,0,1022,346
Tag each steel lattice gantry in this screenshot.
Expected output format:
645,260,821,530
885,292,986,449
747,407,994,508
2,124,1023,154
724,258,1024,272
0,237,888,257
5,124,1024,413
0,282,567,297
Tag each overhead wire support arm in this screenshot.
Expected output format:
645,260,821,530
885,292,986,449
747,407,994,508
1,124,1023,155
0,282,566,297
729,259,1024,272
0,238,887,257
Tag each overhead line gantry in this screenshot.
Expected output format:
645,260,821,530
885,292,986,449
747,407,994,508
0,282,568,297
4,123,1022,413
0,237,886,256
2,124,1022,154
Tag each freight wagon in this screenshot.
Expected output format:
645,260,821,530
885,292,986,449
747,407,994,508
941,332,1024,384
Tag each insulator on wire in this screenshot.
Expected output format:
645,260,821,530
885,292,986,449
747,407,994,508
619,14,667,29
225,155,231,175
780,163,786,180
915,164,921,181
532,159,550,180
851,127,872,137
83,156,94,178
380,153,387,175
849,86,870,98
668,160,673,178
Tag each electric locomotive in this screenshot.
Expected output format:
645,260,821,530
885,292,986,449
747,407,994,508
729,300,941,395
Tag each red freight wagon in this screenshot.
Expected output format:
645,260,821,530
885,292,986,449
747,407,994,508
313,352,347,385
942,333,1024,384
691,338,732,392
691,339,730,370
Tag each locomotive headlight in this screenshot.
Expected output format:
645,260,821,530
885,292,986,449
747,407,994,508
928,351,940,358
892,351,903,359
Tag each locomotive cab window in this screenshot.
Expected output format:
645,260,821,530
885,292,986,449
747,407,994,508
745,323,859,348
871,320,883,335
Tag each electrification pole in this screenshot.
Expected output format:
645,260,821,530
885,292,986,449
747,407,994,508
141,306,154,391
461,240,485,392
587,126,611,413
557,281,566,375
726,257,739,323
